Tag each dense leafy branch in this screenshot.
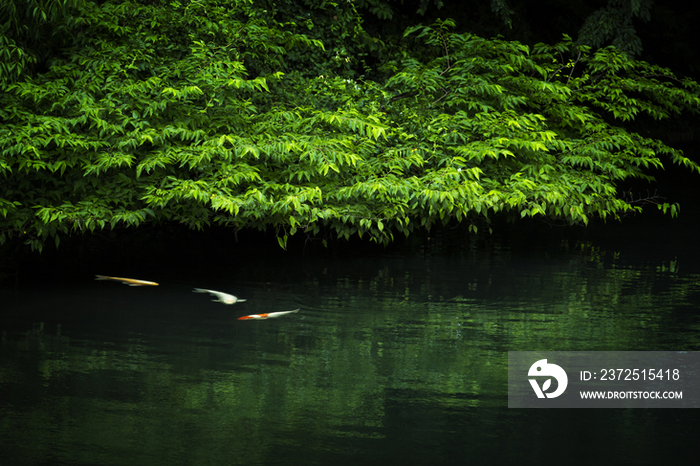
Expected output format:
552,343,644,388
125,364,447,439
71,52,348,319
1,3,698,251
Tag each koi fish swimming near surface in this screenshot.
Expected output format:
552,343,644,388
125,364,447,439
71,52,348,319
95,275,159,286
193,288,246,304
238,309,300,320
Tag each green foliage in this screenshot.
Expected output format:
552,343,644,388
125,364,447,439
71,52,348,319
0,0,81,84
252,0,373,78
380,24,699,228
355,0,445,20
576,0,653,57
489,0,514,29
1,3,698,251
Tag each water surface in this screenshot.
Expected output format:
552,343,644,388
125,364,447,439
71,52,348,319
2,217,700,465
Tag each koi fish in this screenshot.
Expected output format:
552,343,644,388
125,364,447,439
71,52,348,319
193,288,246,304
95,275,159,286
238,309,300,320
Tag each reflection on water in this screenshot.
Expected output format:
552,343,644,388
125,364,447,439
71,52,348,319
1,220,700,465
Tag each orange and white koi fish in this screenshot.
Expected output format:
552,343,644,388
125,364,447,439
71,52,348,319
95,275,159,286
193,288,246,304
238,309,299,320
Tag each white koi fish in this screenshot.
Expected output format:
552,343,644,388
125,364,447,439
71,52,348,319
95,275,159,286
238,309,299,320
193,288,246,304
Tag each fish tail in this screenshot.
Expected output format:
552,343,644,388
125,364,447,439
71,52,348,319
95,275,109,280
291,308,300,313
193,288,207,293
237,299,247,302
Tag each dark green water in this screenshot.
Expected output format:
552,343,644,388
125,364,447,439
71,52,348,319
2,216,700,465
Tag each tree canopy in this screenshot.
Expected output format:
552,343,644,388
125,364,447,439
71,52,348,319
1,0,699,251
